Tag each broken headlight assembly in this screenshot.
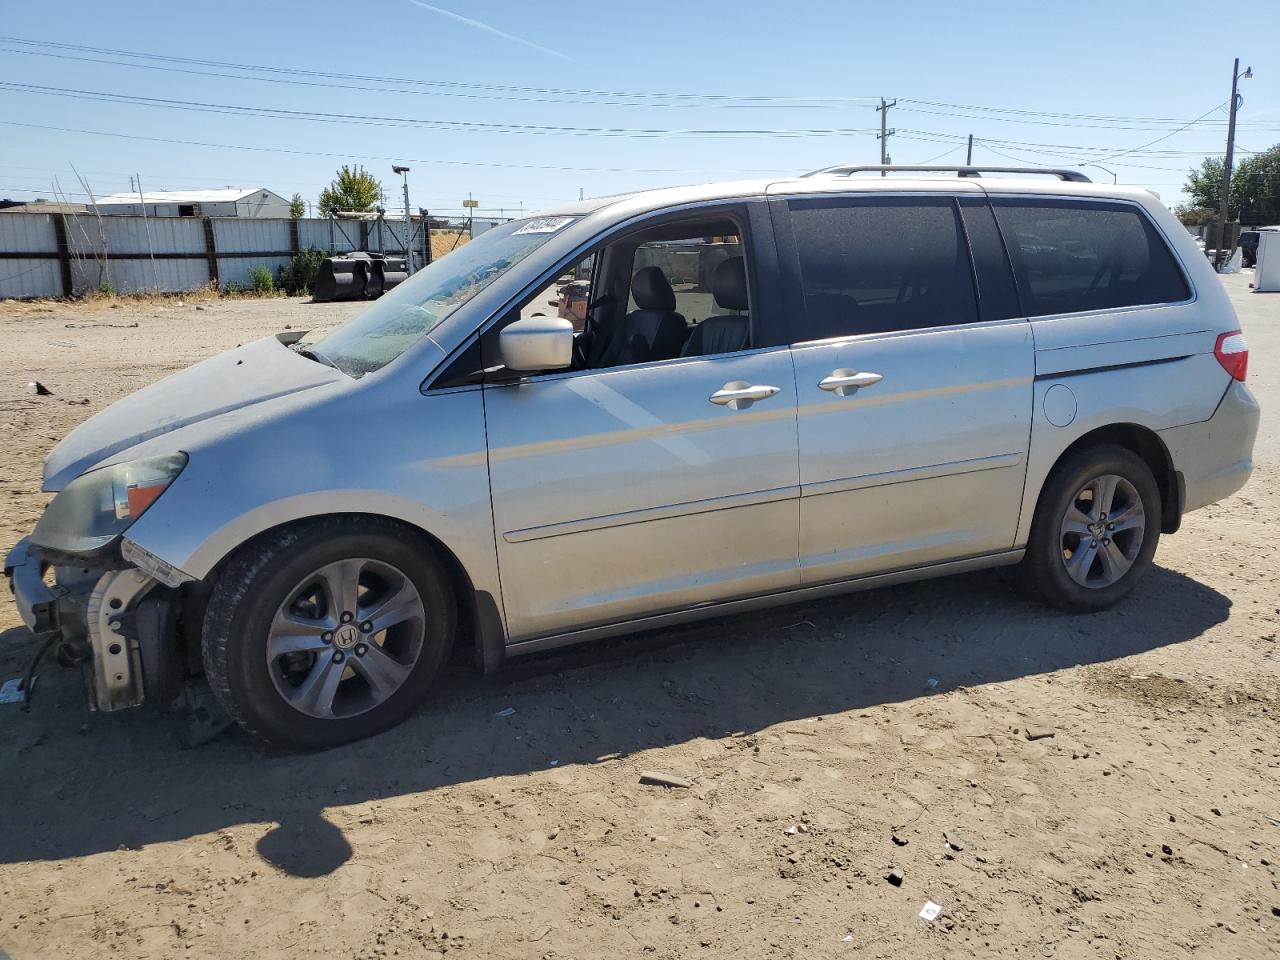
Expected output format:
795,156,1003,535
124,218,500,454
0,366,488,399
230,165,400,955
31,453,188,557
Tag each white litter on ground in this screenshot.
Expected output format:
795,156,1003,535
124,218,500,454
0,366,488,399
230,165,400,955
919,900,943,922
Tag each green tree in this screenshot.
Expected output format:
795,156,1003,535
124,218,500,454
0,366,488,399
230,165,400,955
317,165,381,215
1182,143,1280,224
1173,204,1218,227
289,192,306,219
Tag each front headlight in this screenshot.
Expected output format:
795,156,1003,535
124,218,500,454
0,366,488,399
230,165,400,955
31,453,188,555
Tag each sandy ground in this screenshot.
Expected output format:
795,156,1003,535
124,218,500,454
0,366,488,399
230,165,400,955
0,277,1277,960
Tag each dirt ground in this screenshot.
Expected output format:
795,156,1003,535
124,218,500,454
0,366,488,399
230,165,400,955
0,276,1277,960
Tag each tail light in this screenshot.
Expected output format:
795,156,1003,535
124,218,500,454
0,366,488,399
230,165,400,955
1214,330,1248,381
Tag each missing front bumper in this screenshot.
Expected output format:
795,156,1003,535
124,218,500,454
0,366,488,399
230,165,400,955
5,537,182,712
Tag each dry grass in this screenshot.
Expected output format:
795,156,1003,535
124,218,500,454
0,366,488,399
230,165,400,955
429,230,470,260
0,282,291,313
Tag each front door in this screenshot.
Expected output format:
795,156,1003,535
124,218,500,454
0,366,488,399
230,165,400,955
773,192,1034,584
484,206,800,642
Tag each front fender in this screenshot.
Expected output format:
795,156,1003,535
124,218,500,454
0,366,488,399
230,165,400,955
121,386,501,608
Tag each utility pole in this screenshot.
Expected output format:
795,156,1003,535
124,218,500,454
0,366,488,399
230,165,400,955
876,98,897,176
1215,58,1252,270
966,134,974,166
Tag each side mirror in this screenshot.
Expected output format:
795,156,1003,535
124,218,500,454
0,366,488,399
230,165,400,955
499,315,574,372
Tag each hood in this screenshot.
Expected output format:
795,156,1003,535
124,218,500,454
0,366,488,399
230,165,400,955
42,334,346,491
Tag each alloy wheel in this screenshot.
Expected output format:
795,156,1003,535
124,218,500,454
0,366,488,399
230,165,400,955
265,558,426,719
1058,473,1146,589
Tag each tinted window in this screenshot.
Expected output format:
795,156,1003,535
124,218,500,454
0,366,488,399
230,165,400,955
958,198,1022,321
787,196,978,341
993,200,1189,317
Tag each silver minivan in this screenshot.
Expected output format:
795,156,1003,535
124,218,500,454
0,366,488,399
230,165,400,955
6,165,1260,748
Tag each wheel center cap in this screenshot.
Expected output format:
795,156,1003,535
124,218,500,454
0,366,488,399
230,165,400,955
334,625,359,649
1088,521,1105,538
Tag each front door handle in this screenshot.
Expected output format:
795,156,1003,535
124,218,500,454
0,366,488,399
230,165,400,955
818,368,883,397
709,381,781,410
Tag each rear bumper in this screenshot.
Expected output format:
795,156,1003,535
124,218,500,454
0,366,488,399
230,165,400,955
4,537,58,633
1159,380,1261,514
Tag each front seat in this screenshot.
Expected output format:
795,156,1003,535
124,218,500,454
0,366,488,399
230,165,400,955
589,266,687,368
681,256,750,357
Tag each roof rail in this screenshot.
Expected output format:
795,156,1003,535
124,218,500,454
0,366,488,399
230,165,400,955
803,164,1092,183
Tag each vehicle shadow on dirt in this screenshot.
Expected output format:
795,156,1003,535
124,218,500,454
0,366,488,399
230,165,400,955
0,564,1230,876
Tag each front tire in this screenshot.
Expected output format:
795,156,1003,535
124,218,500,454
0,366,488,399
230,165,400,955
1019,444,1161,612
202,518,454,749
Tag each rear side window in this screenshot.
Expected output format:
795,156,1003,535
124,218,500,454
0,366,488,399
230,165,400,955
786,196,978,341
992,199,1189,317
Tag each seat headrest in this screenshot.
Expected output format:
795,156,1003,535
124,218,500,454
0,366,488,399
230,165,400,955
713,257,748,311
631,266,676,312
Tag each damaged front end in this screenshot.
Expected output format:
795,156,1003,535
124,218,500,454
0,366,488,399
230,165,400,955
4,453,196,712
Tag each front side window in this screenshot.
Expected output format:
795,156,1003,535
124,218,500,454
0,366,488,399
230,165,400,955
308,215,578,376
787,196,979,342
485,213,753,376
992,200,1189,317
627,233,745,326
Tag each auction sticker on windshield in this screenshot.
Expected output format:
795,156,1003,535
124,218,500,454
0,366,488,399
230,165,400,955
513,216,576,235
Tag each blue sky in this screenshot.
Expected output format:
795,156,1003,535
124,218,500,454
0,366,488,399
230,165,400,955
0,0,1275,217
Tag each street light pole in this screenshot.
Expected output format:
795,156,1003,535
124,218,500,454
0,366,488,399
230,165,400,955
1083,163,1116,184
392,165,414,274
1215,59,1252,269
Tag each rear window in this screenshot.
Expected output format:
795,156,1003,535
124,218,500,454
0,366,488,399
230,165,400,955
787,196,978,341
993,200,1189,317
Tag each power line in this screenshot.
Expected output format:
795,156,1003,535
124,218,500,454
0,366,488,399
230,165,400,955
916,145,964,164
898,97,1277,126
897,103,1275,133
5,36,1274,132
1094,103,1231,162
0,120,788,176
0,35,877,107
0,45,852,111
0,80,885,139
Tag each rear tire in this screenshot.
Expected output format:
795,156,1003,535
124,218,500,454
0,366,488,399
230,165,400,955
1019,444,1161,612
202,517,454,750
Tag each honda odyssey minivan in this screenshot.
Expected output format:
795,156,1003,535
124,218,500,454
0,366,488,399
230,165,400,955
6,164,1260,748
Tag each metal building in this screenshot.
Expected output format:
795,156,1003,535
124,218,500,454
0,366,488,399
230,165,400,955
88,187,291,219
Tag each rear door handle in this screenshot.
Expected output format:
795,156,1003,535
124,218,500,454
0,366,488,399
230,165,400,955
818,368,883,397
709,381,781,410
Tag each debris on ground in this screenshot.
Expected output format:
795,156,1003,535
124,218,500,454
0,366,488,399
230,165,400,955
885,867,904,887
944,831,964,852
495,706,516,717
26,381,51,396
0,676,28,704
918,901,943,922
892,834,909,846
640,770,692,789
1024,725,1055,741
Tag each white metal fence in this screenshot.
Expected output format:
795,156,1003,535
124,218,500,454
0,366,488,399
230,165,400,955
0,212,431,299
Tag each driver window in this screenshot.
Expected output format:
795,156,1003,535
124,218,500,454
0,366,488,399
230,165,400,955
487,213,753,377
583,216,751,370
521,254,595,332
